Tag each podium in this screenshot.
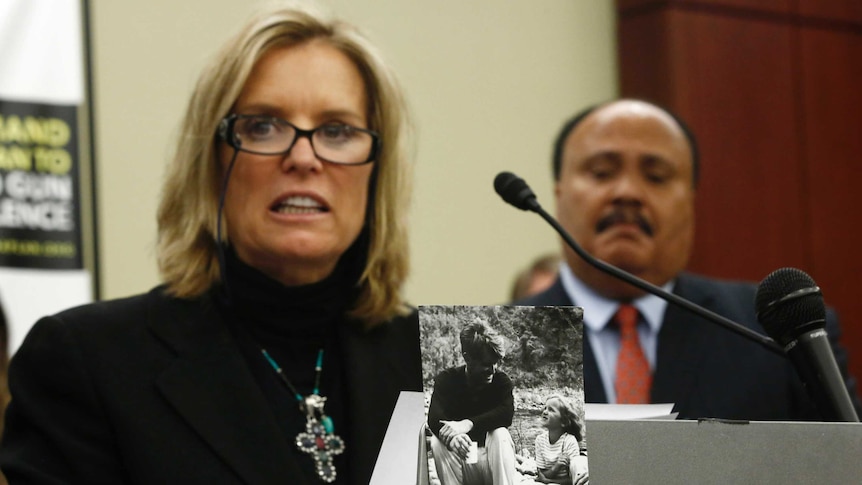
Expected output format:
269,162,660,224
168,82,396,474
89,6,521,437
586,419,862,483
371,392,862,484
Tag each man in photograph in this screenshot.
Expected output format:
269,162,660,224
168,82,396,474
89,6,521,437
427,321,517,485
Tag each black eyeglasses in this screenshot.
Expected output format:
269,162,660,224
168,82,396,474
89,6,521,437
217,114,380,165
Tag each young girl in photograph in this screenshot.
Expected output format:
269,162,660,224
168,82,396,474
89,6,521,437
532,395,584,484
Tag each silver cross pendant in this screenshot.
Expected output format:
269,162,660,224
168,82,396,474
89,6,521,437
295,394,345,483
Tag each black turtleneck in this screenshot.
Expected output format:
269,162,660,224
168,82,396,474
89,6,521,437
215,246,361,484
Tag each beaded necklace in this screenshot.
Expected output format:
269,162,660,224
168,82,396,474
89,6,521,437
261,348,345,483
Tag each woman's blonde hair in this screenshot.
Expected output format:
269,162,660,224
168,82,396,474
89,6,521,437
156,3,412,325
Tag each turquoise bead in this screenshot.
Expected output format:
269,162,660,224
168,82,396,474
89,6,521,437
322,416,334,434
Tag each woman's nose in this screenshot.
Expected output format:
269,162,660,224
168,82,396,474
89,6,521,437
281,135,321,173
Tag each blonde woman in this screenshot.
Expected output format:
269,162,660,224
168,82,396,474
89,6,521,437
0,4,418,484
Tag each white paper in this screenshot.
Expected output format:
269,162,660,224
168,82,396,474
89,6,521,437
370,390,427,485
585,403,677,421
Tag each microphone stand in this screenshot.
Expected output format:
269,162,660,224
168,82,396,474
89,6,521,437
495,172,862,420
522,192,784,356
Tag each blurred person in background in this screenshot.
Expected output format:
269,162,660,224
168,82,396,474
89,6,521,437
515,99,861,421
0,300,6,485
0,299,8,435
510,253,561,301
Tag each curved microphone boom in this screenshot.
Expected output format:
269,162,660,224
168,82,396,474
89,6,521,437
493,171,783,355
756,268,859,422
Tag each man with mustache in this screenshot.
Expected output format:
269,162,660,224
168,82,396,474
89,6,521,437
516,99,861,421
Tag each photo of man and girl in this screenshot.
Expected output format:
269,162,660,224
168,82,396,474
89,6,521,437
419,305,588,485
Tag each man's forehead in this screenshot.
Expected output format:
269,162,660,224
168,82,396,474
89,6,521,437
564,102,692,165
593,100,677,123
465,347,499,362
576,102,685,142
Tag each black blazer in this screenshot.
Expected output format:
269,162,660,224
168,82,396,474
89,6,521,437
516,272,862,421
0,287,422,484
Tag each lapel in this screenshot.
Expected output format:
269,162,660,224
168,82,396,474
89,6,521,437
582,330,607,403
650,274,715,405
148,295,309,485
340,313,420,484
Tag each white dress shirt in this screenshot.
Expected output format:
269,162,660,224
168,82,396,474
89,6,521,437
558,263,675,403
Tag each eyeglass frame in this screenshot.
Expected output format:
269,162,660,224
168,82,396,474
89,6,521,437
216,113,381,165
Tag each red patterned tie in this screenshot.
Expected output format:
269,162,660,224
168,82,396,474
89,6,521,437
614,304,652,404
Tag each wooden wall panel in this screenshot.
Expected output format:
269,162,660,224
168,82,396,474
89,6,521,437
799,28,862,377
798,0,862,24
617,11,673,104
617,2,862,387
670,11,807,281
619,10,807,280
617,0,791,15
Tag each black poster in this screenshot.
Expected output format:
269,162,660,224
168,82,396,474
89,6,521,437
0,99,83,269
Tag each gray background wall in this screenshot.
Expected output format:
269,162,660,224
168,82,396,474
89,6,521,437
91,0,618,305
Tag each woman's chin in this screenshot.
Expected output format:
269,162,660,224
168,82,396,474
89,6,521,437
238,247,341,285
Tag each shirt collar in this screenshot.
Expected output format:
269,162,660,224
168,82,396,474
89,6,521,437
558,262,674,332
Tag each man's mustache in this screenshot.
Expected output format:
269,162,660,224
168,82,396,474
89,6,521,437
595,208,654,236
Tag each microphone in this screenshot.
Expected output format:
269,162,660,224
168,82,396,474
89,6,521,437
755,268,859,422
494,172,540,212
493,171,783,355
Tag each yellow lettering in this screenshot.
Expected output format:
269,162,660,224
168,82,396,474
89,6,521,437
0,115,71,147
0,115,28,144
45,119,71,147
0,239,42,256
23,117,45,145
34,148,72,174
42,241,76,257
0,146,33,171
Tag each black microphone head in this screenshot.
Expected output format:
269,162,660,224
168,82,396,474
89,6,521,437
755,267,826,346
494,171,539,211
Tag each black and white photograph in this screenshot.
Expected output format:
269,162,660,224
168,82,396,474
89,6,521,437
420,305,587,485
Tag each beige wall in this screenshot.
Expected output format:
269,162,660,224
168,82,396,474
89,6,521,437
90,0,618,305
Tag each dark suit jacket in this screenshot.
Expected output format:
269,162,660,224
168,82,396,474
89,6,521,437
516,272,862,421
0,287,422,484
